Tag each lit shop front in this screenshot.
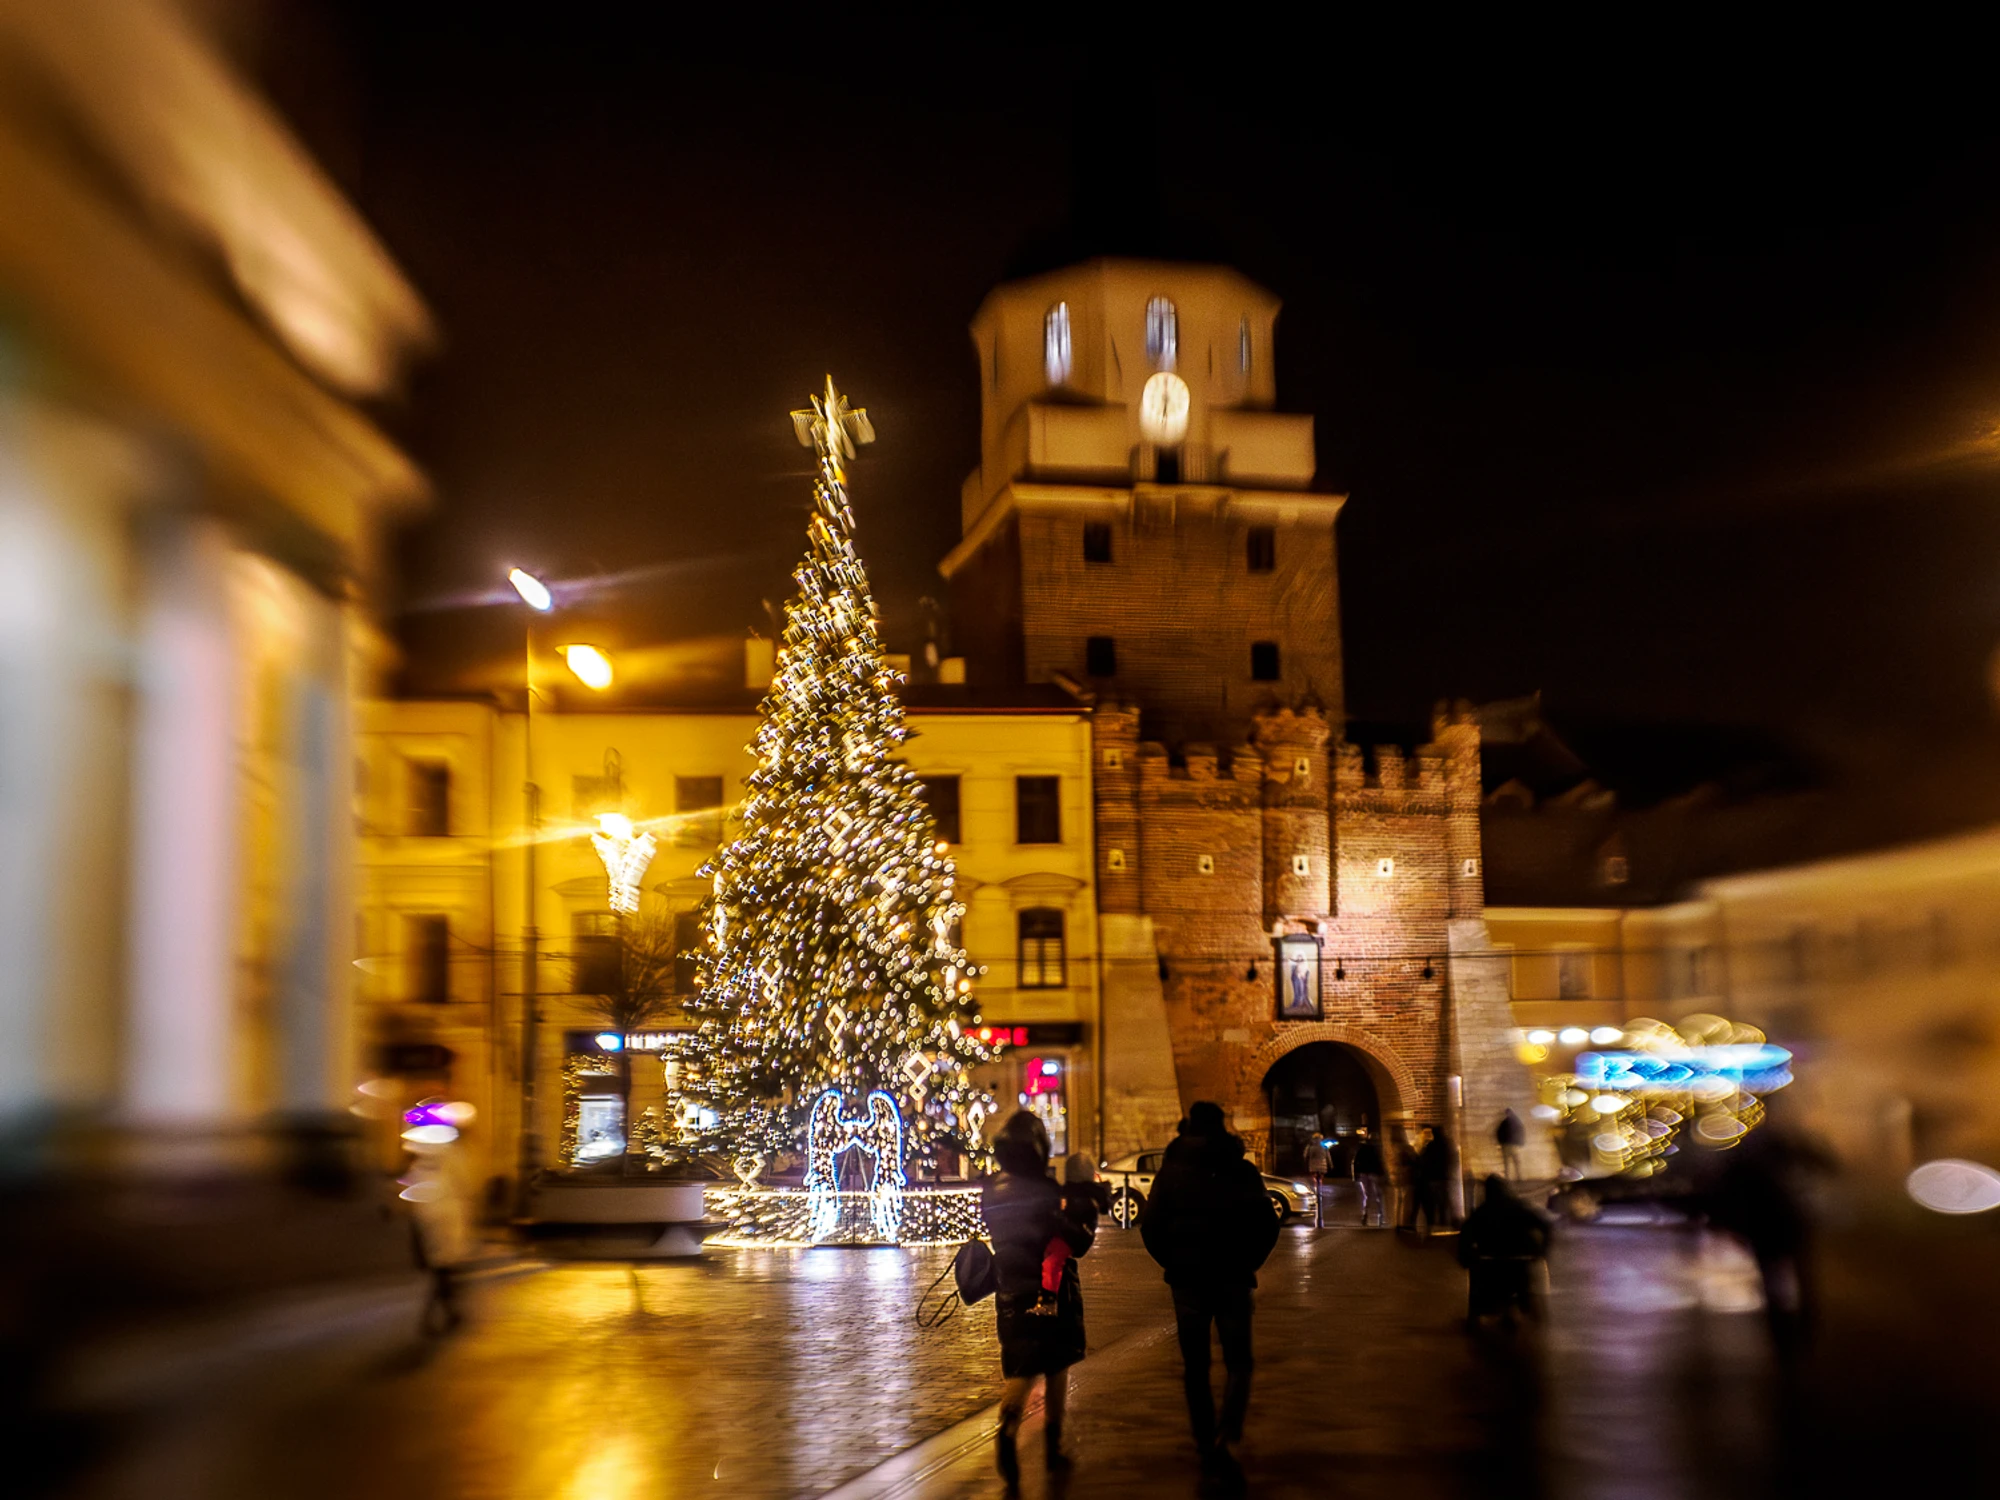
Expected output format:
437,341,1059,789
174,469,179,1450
970,1022,1086,1159
559,1029,686,1164
1514,1013,1794,1181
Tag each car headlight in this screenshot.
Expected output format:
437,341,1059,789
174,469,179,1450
1292,1181,1312,1195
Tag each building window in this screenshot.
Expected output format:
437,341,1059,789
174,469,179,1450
674,775,725,846
572,911,620,995
1044,302,1072,384
919,774,962,844
407,914,450,1003
1238,315,1251,374
406,759,450,837
1250,641,1280,681
1082,521,1113,564
1144,296,1177,369
673,910,703,996
1246,526,1276,572
1018,908,1066,988
1086,636,1117,678
1016,776,1061,845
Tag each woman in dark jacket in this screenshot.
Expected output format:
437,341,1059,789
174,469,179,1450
981,1110,1094,1487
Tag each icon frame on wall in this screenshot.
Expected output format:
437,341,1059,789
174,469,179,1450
1275,934,1322,1020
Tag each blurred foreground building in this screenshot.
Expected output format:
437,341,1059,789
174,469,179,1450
0,0,427,1271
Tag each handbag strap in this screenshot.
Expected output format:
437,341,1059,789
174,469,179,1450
914,1258,962,1329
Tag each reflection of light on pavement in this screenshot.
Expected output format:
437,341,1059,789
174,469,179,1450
1695,1232,1765,1314
1907,1158,2000,1214
561,1431,647,1500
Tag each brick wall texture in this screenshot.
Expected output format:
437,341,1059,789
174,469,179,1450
1097,697,1502,1167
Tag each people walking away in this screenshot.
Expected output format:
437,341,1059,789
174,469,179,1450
1457,1174,1550,1328
1303,1136,1332,1228
1032,1153,1109,1315
1496,1108,1526,1180
1416,1125,1460,1236
1141,1101,1281,1485
982,1111,1095,1486
1353,1128,1387,1228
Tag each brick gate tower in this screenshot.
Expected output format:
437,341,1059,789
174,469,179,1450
940,259,1543,1178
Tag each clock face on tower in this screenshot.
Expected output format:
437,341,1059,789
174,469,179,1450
1140,371,1190,445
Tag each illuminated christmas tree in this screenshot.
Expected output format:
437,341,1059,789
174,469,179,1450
681,378,990,1167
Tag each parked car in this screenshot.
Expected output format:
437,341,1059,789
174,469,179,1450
1100,1149,1313,1228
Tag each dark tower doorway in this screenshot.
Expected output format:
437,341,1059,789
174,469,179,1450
1262,1043,1381,1174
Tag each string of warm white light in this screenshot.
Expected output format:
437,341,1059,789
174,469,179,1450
676,378,994,1179
802,1089,905,1241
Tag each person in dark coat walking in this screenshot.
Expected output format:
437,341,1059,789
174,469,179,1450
1495,1108,1527,1180
1140,1101,1281,1481
1352,1128,1388,1228
1416,1126,1460,1235
1457,1173,1550,1325
981,1111,1095,1487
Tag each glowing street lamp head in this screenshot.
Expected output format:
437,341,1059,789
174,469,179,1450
562,644,613,690
508,568,553,611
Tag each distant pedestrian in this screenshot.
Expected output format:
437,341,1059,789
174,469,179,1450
1303,1137,1332,1228
402,1131,475,1336
1458,1174,1550,1327
1352,1129,1388,1228
1141,1101,1281,1484
1416,1126,1460,1236
1496,1109,1526,1180
1395,1129,1423,1230
981,1111,1095,1487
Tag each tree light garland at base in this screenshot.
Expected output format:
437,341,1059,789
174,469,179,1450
705,1184,985,1248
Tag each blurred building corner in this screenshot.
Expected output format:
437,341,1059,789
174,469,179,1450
0,0,432,1396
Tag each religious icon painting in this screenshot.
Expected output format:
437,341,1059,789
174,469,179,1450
1275,934,1322,1020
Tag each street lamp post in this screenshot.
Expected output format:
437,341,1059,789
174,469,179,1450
506,567,614,1216
509,569,553,1217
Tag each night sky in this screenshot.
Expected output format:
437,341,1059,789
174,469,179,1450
262,14,2000,822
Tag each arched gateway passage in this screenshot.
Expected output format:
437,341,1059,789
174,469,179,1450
1261,1042,1382,1174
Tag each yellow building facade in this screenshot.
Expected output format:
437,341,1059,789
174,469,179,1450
357,686,1100,1196
1489,825,2000,1186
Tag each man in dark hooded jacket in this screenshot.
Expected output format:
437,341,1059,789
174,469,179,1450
1140,1101,1280,1477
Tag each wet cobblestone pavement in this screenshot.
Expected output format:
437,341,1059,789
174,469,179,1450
47,1199,2000,1499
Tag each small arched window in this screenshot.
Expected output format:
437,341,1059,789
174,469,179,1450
1145,296,1177,370
1238,315,1251,375
1044,302,1072,384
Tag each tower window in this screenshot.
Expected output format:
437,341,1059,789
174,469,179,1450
1082,522,1113,563
1085,636,1117,678
1239,315,1251,375
1250,641,1281,681
1016,776,1061,845
1044,301,1072,385
1144,296,1177,370
918,774,962,844
1246,526,1276,572
1018,908,1067,989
